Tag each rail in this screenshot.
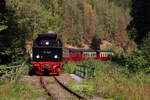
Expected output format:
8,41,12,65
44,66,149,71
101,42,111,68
54,76,87,100
39,76,87,100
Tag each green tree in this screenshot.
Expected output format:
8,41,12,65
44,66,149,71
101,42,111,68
90,36,101,50
0,0,7,31
124,48,148,72
40,0,64,33
141,33,150,65
0,0,25,64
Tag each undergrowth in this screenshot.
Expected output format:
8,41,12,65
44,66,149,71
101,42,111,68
0,81,47,100
0,64,50,100
64,60,150,100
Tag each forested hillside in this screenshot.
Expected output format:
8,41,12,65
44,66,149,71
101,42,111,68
0,0,150,73
0,0,150,99
0,0,131,63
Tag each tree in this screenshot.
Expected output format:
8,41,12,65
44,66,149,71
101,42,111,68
141,33,150,65
90,36,101,50
124,48,148,72
0,0,7,31
0,0,25,64
127,0,150,44
0,0,64,64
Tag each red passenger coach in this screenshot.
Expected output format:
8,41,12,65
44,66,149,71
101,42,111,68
63,48,113,62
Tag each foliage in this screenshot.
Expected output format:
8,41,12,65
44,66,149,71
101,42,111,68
0,82,47,100
107,0,131,10
63,0,130,47
122,33,150,73
90,36,101,50
0,0,64,64
66,81,94,97
40,0,64,33
124,48,148,72
66,60,150,100
0,0,8,31
141,33,150,64
0,0,132,64
0,0,25,64
6,0,53,39
102,44,118,53
63,62,76,73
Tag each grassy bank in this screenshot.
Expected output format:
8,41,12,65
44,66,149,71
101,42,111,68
0,81,47,100
64,60,150,100
0,64,50,100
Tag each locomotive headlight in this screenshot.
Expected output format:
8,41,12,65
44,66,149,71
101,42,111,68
36,55,40,59
45,41,49,45
54,55,58,59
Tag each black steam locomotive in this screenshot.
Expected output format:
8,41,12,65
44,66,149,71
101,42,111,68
32,32,63,75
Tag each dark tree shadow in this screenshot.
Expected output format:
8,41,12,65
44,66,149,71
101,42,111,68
0,0,25,64
0,0,5,12
127,0,150,44
90,36,101,50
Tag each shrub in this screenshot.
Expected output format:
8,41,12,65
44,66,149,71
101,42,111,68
63,62,77,73
141,33,150,66
124,48,148,72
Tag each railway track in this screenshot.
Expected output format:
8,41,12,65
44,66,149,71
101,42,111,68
39,76,87,100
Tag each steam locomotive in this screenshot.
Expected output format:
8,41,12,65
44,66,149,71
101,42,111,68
32,32,63,75
32,32,113,75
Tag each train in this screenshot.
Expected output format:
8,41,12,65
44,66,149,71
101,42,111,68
31,32,113,75
32,32,63,75
63,48,113,62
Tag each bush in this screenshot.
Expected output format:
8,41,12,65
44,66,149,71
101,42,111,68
124,48,148,72
63,62,77,73
141,33,150,66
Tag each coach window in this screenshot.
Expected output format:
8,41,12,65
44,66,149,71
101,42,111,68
92,54,94,57
103,53,106,57
87,53,89,57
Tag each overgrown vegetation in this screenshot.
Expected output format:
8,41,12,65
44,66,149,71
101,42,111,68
0,64,50,100
0,82,47,100
64,60,150,100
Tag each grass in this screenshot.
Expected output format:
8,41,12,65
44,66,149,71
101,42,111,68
63,60,150,100
66,81,95,97
0,65,7,68
0,64,52,100
0,81,47,100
